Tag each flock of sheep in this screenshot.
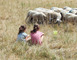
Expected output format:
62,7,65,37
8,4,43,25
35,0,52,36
25,6,77,25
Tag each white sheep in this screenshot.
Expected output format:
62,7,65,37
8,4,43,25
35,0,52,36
25,10,38,23
65,13,77,25
35,8,62,25
50,11,62,25
26,10,46,24
32,12,46,24
35,8,54,23
60,10,69,22
63,6,72,11
69,9,77,14
51,7,63,13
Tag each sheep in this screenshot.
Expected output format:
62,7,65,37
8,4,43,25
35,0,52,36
63,6,72,11
35,8,62,25
35,7,49,11
65,13,77,25
40,9,62,25
43,10,54,23
65,13,74,22
69,9,77,14
35,8,54,23
74,15,77,20
32,12,47,24
51,7,58,10
60,10,69,22
25,10,38,23
66,15,74,24
26,10,47,24
73,15,77,25
50,11,62,25
51,7,63,13
73,8,77,10
26,7,77,25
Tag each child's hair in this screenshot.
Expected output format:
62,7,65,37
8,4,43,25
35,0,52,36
18,25,26,34
31,24,40,33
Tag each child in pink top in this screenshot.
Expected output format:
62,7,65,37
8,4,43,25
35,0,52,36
30,24,44,45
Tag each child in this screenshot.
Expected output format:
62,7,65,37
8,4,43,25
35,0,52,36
16,25,30,42
30,24,44,45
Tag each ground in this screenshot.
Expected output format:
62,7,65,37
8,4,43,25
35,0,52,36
0,0,77,60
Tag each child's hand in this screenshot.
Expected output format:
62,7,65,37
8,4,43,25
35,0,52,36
26,35,31,41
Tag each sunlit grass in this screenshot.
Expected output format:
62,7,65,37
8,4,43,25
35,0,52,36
0,0,77,60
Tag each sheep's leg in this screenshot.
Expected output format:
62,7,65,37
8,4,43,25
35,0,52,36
37,15,40,24
63,17,65,23
30,17,33,23
73,18,76,25
49,18,53,24
36,18,38,24
46,14,49,24
44,17,47,24
58,21,61,26
45,17,47,24
49,14,52,23
33,17,35,24
38,16,43,24
42,16,44,24
34,17,38,24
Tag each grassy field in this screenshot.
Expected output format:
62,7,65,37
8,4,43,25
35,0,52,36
0,0,77,60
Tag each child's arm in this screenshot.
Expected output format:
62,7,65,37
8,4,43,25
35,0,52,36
25,35,31,41
40,33,44,42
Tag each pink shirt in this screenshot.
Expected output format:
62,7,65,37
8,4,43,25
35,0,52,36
30,31,44,45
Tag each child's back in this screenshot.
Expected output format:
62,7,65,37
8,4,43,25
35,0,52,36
17,32,27,42
31,31,44,44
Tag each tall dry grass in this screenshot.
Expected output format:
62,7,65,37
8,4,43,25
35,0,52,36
0,0,77,60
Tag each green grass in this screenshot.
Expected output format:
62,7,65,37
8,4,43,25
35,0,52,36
0,0,77,60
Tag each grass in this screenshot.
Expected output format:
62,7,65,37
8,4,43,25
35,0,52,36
0,0,77,60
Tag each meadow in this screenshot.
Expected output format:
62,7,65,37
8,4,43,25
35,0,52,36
0,0,77,60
